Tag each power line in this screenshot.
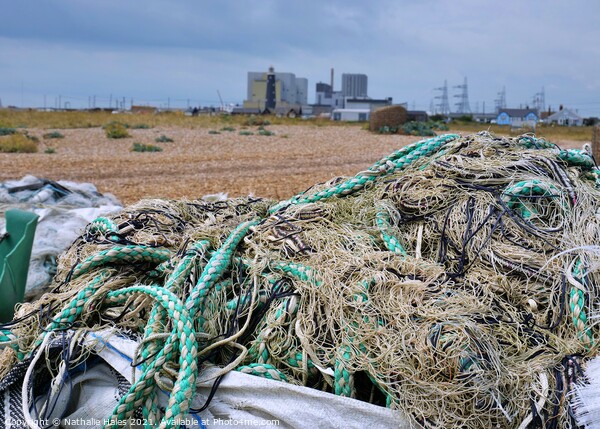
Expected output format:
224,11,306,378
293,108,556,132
494,86,506,112
453,77,471,114
434,80,451,115
532,87,545,112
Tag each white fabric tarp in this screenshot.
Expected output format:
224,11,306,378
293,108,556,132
0,176,122,294
16,330,408,429
572,355,600,429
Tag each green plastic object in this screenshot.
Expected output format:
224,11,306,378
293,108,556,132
0,209,38,323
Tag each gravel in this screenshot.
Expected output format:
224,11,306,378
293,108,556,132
0,125,584,205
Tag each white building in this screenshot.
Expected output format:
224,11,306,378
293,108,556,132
331,108,370,122
330,98,393,122
545,108,583,126
345,98,392,110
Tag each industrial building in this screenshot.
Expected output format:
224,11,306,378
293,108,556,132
243,67,307,113
239,66,392,120
341,74,368,98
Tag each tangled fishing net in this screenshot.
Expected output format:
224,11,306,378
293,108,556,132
2,132,600,428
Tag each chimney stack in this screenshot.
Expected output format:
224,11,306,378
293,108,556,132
330,68,334,90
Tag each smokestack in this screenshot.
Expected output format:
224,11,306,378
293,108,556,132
330,68,334,90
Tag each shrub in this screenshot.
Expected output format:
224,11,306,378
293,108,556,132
402,121,436,136
43,131,64,139
430,121,449,131
104,122,130,139
208,130,221,135
258,129,275,136
131,123,151,129
244,116,271,126
369,105,407,132
0,133,38,153
0,127,17,136
456,115,474,123
378,126,399,134
24,133,39,142
132,142,162,152
239,131,254,136
220,126,236,132
44,147,57,154
155,135,174,143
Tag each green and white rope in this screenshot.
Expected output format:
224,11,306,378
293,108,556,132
71,245,171,280
376,210,407,256
269,134,460,212
86,217,119,240
569,258,594,348
501,179,561,218
107,222,257,427
236,363,288,382
188,220,260,327
104,285,198,429
140,240,211,427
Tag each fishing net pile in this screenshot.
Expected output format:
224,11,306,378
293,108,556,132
2,132,600,428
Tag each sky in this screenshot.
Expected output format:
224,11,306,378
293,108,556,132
1,0,599,116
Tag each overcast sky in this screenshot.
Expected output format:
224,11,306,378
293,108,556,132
1,0,599,116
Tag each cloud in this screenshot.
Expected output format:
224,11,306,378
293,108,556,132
0,0,598,115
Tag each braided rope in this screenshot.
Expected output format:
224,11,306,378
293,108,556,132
86,217,119,239
236,363,288,382
501,179,561,218
0,330,19,355
46,270,112,331
376,210,407,255
334,346,355,397
270,261,321,285
517,135,556,150
107,223,256,427
140,240,211,427
247,296,298,366
104,285,198,429
287,351,315,371
335,279,373,398
569,259,594,348
188,220,260,326
71,245,171,280
335,279,394,404
558,149,595,170
269,134,459,212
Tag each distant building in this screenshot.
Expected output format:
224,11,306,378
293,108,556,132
313,70,391,118
496,108,539,128
331,98,393,122
345,97,392,111
315,82,333,105
331,108,371,122
407,110,429,122
341,74,368,98
295,78,308,105
244,67,307,112
545,107,583,126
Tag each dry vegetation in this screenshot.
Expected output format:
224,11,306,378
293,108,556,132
449,121,593,141
0,110,592,205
